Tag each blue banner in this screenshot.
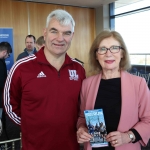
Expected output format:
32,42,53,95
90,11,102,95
0,28,14,73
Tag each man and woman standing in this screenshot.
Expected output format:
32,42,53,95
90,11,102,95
3,9,150,150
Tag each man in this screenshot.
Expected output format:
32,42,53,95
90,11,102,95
36,36,45,50
0,42,12,137
16,35,37,61
3,9,85,150
0,42,12,108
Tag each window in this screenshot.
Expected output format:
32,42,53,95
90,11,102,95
115,0,150,15
110,0,150,65
110,0,150,88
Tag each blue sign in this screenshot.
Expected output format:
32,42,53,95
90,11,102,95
0,28,14,72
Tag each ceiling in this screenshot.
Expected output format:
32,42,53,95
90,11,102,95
115,0,143,8
16,0,144,8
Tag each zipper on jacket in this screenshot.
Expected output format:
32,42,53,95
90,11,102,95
58,71,60,78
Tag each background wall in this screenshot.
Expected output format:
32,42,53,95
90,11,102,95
0,0,95,76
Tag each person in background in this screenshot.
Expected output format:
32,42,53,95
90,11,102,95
36,36,45,50
16,34,37,61
0,42,12,108
3,9,85,150
0,41,12,138
77,30,150,150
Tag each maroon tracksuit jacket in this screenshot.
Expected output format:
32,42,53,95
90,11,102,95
3,48,86,150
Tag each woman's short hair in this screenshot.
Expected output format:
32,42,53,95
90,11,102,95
46,9,75,32
89,30,131,75
36,36,45,46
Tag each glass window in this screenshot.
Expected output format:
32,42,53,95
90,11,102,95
115,10,150,54
115,0,150,15
111,0,150,89
130,55,146,65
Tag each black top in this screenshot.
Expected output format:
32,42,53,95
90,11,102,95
0,58,7,107
92,78,141,150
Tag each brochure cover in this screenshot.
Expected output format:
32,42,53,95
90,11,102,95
84,109,108,148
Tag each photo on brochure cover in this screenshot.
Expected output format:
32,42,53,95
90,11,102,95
84,109,108,148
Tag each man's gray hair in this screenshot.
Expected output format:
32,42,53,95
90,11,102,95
46,9,75,32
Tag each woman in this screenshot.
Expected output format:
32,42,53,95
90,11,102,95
77,30,150,150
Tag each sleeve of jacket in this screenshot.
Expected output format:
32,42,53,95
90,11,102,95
134,78,150,146
3,62,22,125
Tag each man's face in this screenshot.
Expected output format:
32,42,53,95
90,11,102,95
0,50,9,59
43,19,74,56
25,37,35,51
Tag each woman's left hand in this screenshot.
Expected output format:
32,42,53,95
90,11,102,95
106,131,130,147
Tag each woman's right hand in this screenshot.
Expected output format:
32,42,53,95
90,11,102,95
77,126,92,143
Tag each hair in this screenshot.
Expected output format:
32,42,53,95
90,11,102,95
89,30,131,75
46,9,75,32
36,36,45,46
25,35,36,43
0,41,12,53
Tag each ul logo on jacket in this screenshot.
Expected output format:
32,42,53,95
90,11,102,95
68,70,78,81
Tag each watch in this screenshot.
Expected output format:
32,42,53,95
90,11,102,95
127,132,135,143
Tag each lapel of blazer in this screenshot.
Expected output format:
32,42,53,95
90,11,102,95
85,73,102,110
117,71,136,131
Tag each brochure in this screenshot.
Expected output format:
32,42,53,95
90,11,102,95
84,109,108,147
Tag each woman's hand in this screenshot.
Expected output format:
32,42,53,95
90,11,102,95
77,126,92,143
106,131,131,147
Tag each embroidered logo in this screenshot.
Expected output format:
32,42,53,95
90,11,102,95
68,70,78,81
37,71,46,78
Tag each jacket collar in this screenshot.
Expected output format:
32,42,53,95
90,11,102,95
36,47,73,66
24,47,37,54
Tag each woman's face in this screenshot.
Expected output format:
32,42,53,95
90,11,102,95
96,36,123,72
